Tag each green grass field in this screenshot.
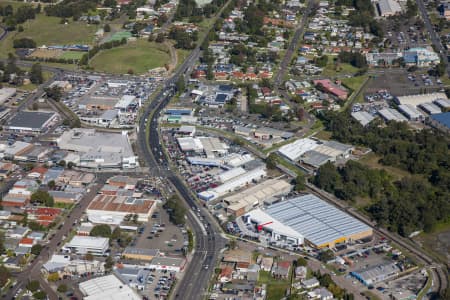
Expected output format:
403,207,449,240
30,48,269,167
90,40,171,75
60,51,85,60
0,14,98,58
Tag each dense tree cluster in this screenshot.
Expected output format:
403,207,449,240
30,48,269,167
13,38,36,49
169,28,197,50
313,111,450,236
312,271,354,299
337,51,367,69
30,63,43,84
335,0,383,37
164,195,186,225
90,224,112,238
174,0,227,21
30,190,54,207
44,0,100,19
0,4,37,30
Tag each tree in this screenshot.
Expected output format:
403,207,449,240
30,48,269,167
294,174,306,191
13,38,36,49
30,190,54,207
58,160,66,167
57,284,68,293
33,291,47,300
31,244,43,256
47,272,59,282
104,23,111,32
111,227,121,240
44,86,63,101
176,75,186,92
155,33,165,43
84,253,94,261
105,255,114,270
0,265,11,287
228,238,237,250
30,63,43,84
90,224,112,238
67,161,75,169
26,280,40,292
266,153,277,170
47,180,56,190
164,195,186,225
297,257,308,267
28,221,44,231
318,249,335,262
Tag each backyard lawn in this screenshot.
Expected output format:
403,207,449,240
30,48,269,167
258,270,291,300
90,40,171,75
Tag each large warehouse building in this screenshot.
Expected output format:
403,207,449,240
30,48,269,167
395,92,447,107
57,128,139,169
86,194,155,225
198,167,267,201
224,179,293,217
245,194,373,248
4,111,58,133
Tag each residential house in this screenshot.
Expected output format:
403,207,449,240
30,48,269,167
271,261,291,279
219,266,233,283
247,264,260,282
260,257,273,272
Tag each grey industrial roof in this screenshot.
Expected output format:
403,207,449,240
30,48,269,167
378,108,407,122
123,247,159,256
419,103,441,114
301,150,333,168
352,262,399,283
398,104,423,119
434,98,450,109
323,140,353,153
6,111,56,129
264,194,371,246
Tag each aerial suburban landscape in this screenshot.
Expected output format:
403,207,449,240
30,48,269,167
0,0,449,299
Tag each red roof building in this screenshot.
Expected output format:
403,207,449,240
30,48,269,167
313,79,348,100
19,237,35,247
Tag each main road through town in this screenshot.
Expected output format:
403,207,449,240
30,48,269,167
136,2,234,299
136,51,227,300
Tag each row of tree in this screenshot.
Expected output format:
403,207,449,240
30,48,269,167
79,37,127,65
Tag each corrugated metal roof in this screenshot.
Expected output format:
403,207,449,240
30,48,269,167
263,194,371,246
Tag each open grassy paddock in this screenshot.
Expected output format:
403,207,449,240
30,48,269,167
60,51,85,60
0,14,98,59
90,40,171,75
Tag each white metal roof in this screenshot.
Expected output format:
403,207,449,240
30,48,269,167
250,194,371,246
434,98,450,109
419,102,442,114
351,111,375,126
216,167,246,183
396,92,447,107
79,275,141,300
278,138,319,161
398,104,423,120
177,137,204,152
114,95,135,109
66,236,109,249
378,108,408,122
